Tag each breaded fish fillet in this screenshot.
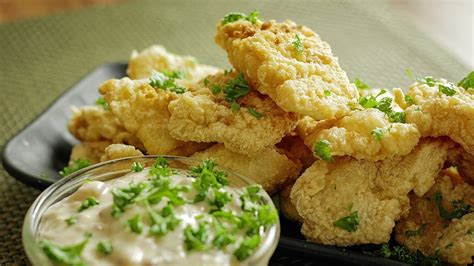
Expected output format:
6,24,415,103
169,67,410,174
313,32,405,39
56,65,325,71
69,141,111,165
127,45,220,82
395,174,474,265
215,19,359,120
296,109,420,161
167,72,298,155
100,144,143,162
290,139,450,246
191,144,301,194
99,77,185,154
400,80,474,155
280,182,303,223
67,106,144,149
276,134,315,169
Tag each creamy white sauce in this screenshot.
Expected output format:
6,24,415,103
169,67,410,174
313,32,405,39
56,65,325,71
38,168,271,266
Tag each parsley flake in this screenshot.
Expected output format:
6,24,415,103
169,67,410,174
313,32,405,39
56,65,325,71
313,139,332,161
95,97,109,110
439,84,456,96
97,240,113,255
65,217,77,226
333,211,359,232
184,222,209,251
405,224,426,237
131,162,144,172
371,128,384,141
234,235,260,261
354,78,370,90
404,95,414,105
78,197,99,212
247,107,263,119
221,10,260,25
435,191,472,220
147,203,181,236
458,71,474,89
59,159,91,177
111,182,148,217
128,214,143,234
149,70,186,94
292,34,304,54
323,90,331,96
40,238,89,266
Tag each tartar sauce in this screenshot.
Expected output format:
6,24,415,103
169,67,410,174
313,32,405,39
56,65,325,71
38,157,277,265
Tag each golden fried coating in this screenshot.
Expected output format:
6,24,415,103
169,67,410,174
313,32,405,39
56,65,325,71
402,81,474,155
167,142,214,157
395,174,474,265
280,182,303,223
167,72,298,155
100,144,143,162
67,106,143,149
69,141,111,165
447,146,474,185
99,77,185,154
191,144,301,194
215,20,359,120
290,139,450,246
296,109,420,161
275,134,315,169
127,45,220,82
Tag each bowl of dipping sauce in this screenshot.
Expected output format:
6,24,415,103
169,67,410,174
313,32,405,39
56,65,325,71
23,156,280,265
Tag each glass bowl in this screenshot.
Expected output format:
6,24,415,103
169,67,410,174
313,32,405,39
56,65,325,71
23,156,280,265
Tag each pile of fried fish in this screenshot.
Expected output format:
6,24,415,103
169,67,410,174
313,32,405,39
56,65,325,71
67,12,474,265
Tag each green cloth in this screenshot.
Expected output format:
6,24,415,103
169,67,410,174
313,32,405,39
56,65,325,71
0,0,468,263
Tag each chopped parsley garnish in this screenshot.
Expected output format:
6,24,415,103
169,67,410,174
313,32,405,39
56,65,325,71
371,128,384,141
78,197,99,212
111,182,148,217
149,70,186,94
313,139,332,161
191,159,229,203
333,211,359,232
95,97,109,110
128,214,143,234
405,223,426,237
240,185,263,211
96,240,113,255
438,84,456,96
467,228,472,235
358,90,406,123
147,203,181,236
292,34,304,54
458,71,474,89
149,156,174,178
40,238,89,266
376,244,442,265
224,69,233,75
212,226,236,249
221,10,260,25
247,107,263,119
404,95,414,106
231,102,240,112
354,78,370,90
434,191,472,220
418,76,439,87
209,189,232,210
65,217,77,226
358,89,385,108
211,84,222,94
59,159,91,177
131,162,144,172
184,222,209,251
234,235,260,261
324,90,331,96
206,72,251,112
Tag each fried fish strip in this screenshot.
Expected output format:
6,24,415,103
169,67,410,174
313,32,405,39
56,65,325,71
67,106,143,149
99,77,185,154
395,174,474,265
191,144,301,194
291,139,450,246
401,81,474,155
127,45,220,82
167,72,298,155
296,109,420,161
215,19,358,120
100,144,143,162
69,141,111,165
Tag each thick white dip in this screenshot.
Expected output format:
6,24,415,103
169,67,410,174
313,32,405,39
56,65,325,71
38,159,276,266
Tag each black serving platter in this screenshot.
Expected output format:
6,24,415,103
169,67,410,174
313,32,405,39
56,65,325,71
1,63,406,265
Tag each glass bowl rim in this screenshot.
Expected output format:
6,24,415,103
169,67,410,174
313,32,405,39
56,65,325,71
22,155,280,265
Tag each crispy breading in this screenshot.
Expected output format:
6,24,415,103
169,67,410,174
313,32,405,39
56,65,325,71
191,144,301,194
168,142,214,157
290,140,450,246
127,45,220,82
395,174,474,265
280,182,303,223
296,109,420,161
69,141,111,165
275,134,315,169
67,106,144,149
100,144,143,162
447,146,474,185
215,20,359,120
402,81,474,155
99,77,186,154
167,72,298,155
